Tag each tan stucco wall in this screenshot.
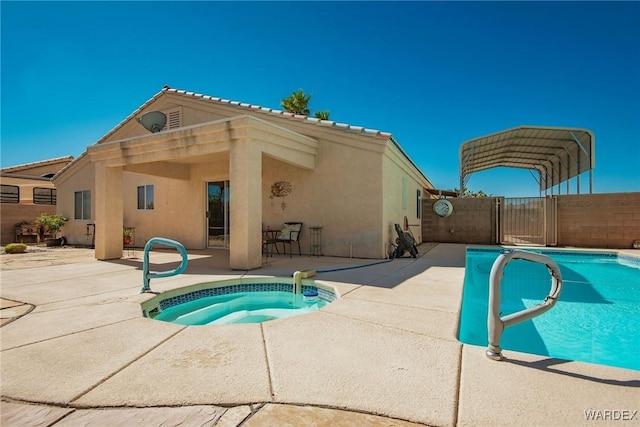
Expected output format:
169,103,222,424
56,156,231,250
382,144,425,251
121,163,221,249
53,156,96,246
261,144,383,258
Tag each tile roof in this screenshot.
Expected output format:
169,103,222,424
1,156,74,173
96,86,392,145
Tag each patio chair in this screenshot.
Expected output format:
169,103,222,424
262,228,280,257
275,222,303,257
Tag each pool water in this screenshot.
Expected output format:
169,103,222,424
153,291,327,325
458,248,640,371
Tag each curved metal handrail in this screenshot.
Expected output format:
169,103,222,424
141,237,188,293
486,249,563,360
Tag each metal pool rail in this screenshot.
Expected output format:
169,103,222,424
141,237,188,293
486,249,563,361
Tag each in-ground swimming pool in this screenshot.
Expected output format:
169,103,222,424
142,279,336,325
458,247,640,371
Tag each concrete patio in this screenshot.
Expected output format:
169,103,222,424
1,244,638,426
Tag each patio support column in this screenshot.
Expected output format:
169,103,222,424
229,139,262,270
94,163,123,260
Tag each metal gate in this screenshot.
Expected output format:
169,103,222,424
497,197,557,246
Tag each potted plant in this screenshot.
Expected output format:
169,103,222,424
123,229,132,245
35,213,68,246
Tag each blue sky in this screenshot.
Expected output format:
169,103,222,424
2,1,639,197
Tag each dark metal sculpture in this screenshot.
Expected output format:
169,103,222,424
394,223,418,258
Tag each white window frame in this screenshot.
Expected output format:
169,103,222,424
137,185,154,210
74,190,91,220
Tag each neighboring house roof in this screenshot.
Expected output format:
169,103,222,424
1,156,74,175
96,86,393,145
0,173,53,181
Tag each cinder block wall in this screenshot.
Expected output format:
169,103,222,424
422,197,497,244
421,192,640,249
1,204,56,245
556,192,640,249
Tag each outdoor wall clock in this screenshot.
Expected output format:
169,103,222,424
433,199,453,217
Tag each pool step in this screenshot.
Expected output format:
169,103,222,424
156,291,326,326
208,306,319,325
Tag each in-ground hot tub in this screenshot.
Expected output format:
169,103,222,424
141,278,338,325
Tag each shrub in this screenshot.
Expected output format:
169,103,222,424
4,243,27,254
35,213,68,237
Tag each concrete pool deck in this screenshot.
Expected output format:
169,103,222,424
1,244,638,426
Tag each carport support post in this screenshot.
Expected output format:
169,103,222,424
229,139,262,270
94,163,123,260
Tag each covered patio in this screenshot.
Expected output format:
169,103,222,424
88,115,318,269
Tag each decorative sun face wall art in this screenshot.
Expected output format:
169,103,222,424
270,181,292,210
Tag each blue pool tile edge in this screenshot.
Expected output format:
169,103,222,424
148,282,337,316
467,246,640,266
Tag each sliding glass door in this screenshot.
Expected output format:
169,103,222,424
207,181,230,248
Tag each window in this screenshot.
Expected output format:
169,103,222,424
34,187,56,205
137,185,154,210
416,189,422,218
1,184,19,203
74,190,91,220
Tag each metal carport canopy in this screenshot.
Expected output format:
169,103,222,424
459,125,595,194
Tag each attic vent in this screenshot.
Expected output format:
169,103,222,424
161,108,182,131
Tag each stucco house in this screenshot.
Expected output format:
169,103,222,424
53,86,435,269
1,156,73,244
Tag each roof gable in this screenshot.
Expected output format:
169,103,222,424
61,86,432,188
96,86,392,145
